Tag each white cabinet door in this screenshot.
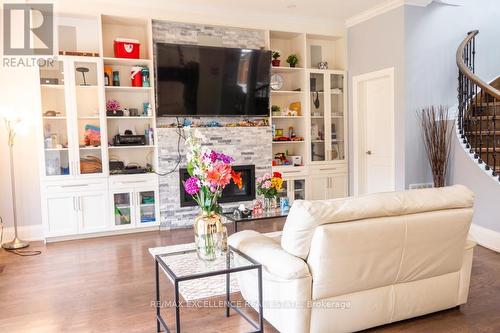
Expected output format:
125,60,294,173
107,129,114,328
135,188,159,227
46,194,78,236
308,173,347,201
110,190,135,229
327,173,348,199
79,191,108,233
308,175,328,201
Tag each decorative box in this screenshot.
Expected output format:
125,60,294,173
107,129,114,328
114,38,140,59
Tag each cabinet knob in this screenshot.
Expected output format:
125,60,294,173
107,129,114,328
366,150,372,155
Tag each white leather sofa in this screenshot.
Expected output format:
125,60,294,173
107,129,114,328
228,185,476,333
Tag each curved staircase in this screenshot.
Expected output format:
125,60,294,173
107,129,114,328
457,30,500,181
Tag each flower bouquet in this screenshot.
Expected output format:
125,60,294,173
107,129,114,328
256,172,283,211
183,129,242,260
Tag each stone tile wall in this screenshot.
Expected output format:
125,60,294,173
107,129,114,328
157,127,272,229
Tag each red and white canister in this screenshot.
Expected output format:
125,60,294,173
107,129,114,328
131,66,143,87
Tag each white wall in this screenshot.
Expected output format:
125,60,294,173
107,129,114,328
0,3,345,239
0,65,43,234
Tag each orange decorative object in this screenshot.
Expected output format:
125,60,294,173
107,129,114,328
288,101,301,116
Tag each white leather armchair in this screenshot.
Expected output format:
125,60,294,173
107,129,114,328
229,185,476,333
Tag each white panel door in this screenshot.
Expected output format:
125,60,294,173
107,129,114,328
79,191,108,233
354,68,395,195
46,194,78,236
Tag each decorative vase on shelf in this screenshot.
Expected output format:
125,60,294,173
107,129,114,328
193,212,227,261
272,59,281,67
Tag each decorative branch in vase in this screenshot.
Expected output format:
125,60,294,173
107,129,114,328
418,105,454,187
183,129,243,261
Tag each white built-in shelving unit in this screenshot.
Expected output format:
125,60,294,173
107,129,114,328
268,31,348,203
37,14,159,242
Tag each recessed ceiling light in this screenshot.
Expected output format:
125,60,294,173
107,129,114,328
286,4,297,9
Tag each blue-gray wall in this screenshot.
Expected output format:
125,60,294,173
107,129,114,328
405,1,500,233
348,0,500,233
347,6,406,191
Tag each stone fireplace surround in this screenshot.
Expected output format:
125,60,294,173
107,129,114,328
157,127,272,229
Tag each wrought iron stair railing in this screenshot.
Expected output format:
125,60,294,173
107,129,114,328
457,30,500,182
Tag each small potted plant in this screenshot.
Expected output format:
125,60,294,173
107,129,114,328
272,50,281,67
286,54,299,68
271,105,281,116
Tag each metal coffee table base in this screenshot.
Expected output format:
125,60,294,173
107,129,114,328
155,247,264,333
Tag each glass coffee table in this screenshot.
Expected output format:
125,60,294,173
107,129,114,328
154,246,263,333
223,210,288,233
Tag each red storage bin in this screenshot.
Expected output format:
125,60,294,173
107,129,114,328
113,38,140,59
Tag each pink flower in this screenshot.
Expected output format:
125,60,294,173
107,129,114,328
184,176,201,195
106,99,120,111
263,180,272,189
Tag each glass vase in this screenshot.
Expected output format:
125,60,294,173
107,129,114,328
263,197,277,213
193,212,227,261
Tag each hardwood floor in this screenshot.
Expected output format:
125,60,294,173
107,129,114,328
0,219,499,333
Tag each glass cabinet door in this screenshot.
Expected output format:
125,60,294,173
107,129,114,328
310,72,327,162
293,179,306,201
113,192,133,226
40,60,73,177
72,60,104,175
329,73,345,161
137,190,156,224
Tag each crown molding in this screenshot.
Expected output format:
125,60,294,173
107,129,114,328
346,0,433,28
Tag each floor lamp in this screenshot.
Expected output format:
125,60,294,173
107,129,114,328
2,112,29,250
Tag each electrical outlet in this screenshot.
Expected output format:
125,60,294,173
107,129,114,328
408,183,434,190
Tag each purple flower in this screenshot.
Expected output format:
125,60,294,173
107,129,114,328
209,150,218,163
207,150,234,164
219,153,234,164
184,176,201,195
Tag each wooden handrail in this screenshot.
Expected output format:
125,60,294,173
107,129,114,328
456,30,500,100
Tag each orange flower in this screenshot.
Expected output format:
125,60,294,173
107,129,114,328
231,170,243,189
206,163,232,187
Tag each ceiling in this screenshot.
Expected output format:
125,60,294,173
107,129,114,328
155,0,391,22
47,0,392,23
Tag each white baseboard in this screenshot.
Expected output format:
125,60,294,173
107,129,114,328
1,224,44,243
469,223,500,253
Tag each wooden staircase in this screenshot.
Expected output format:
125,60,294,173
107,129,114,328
457,30,500,180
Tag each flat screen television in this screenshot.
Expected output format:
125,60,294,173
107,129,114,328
156,43,271,117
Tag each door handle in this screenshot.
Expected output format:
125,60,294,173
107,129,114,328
78,197,82,211
73,197,77,211
366,150,372,155
320,168,337,172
